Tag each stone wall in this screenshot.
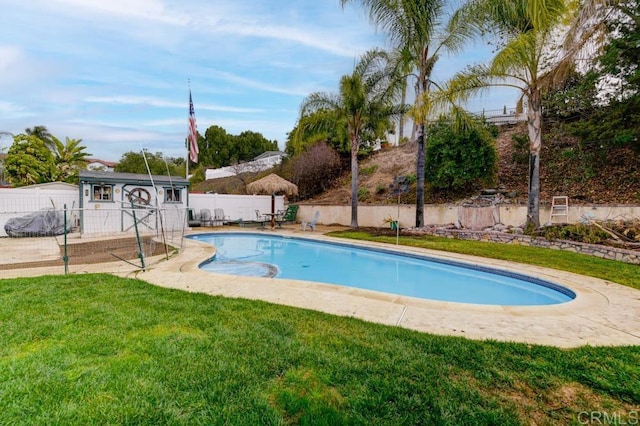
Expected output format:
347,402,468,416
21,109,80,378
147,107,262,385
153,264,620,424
404,228,640,265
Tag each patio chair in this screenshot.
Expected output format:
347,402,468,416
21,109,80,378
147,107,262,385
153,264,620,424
200,208,213,227
187,208,201,227
255,210,267,228
301,210,320,231
276,205,298,227
213,208,226,226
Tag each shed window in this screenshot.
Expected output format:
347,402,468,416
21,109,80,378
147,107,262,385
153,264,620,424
164,187,182,203
91,184,113,201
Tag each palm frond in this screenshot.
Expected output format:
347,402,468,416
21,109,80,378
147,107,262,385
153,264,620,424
561,0,620,74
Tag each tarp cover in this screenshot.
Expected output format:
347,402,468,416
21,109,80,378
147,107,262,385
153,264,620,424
4,210,71,237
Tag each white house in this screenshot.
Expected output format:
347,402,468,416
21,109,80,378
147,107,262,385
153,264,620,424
205,151,287,180
86,158,118,172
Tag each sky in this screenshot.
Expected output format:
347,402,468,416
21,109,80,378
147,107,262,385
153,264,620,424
0,0,519,162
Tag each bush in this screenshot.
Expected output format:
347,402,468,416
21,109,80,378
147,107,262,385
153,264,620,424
375,182,386,195
536,224,609,244
357,187,370,201
292,142,343,199
511,133,529,164
360,164,378,176
425,119,497,190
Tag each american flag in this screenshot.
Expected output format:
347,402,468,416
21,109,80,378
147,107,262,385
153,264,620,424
188,90,199,163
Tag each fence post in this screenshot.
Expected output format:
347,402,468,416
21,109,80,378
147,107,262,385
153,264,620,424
132,203,146,271
63,204,69,274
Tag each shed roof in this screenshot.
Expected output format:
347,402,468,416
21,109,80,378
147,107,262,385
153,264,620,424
20,182,79,191
79,170,190,186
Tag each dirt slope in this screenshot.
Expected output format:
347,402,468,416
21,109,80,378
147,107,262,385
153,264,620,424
309,123,640,205
195,123,640,206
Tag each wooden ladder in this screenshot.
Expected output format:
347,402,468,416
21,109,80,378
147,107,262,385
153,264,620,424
549,196,569,223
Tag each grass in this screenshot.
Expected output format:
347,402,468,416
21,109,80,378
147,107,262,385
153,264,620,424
1,274,639,425
328,230,640,290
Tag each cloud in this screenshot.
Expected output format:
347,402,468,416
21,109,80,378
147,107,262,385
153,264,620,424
0,45,52,91
84,96,263,113
0,46,22,72
50,0,189,26
0,101,36,120
212,22,366,58
208,70,311,97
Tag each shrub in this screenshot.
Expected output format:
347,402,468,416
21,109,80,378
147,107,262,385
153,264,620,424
425,119,497,190
357,187,370,201
292,142,343,199
537,224,609,244
511,133,529,164
360,164,378,176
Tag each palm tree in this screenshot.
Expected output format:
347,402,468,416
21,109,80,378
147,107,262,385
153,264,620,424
52,137,91,183
341,0,475,227
25,125,55,149
440,0,619,228
299,49,407,228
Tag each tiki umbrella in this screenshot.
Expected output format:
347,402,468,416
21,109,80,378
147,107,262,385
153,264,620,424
246,173,298,228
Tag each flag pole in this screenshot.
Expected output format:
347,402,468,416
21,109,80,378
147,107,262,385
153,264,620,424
185,136,189,178
186,78,199,178
186,79,190,178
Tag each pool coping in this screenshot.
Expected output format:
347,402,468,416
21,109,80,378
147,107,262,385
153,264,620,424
140,228,640,348
2,228,639,347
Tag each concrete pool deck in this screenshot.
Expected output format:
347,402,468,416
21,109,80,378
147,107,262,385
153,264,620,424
1,226,639,348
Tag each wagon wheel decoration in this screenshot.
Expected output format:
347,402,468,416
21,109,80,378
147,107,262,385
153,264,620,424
127,187,151,206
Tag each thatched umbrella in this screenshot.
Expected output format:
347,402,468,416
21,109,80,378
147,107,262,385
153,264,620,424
246,174,298,228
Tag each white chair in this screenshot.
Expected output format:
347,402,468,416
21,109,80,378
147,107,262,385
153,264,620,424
213,208,225,226
255,210,267,228
301,211,320,231
200,209,213,227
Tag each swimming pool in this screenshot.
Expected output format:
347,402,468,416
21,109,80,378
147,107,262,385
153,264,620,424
187,233,575,306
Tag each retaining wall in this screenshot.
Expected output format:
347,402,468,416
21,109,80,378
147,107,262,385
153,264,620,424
296,204,640,229
404,227,640,265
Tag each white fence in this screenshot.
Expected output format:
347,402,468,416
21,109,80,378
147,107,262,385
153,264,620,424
188,193,285,222
0,187,286,236
0,188,79,237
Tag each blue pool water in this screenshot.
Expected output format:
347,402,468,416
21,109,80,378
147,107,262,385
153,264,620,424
187,233,575,306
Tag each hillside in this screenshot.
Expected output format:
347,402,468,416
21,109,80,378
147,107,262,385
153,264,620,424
308,122,640,206
194,122,640,206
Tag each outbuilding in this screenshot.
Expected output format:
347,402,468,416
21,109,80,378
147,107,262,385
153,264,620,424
78,170,190,235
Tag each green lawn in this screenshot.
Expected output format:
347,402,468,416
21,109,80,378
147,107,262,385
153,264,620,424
329,231,640,290
1,274,638,425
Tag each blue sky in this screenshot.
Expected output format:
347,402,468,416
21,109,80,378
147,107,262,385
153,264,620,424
0,0,518,162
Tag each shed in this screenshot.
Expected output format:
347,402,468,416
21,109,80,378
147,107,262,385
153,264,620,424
78,170,190,234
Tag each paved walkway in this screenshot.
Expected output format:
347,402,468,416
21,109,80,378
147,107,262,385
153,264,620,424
1,227,639,348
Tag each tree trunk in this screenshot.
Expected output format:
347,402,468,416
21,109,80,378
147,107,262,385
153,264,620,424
526,89,542,229
415,123,425,228
415,55,428,228
350,135,359,228
398,79,407,144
